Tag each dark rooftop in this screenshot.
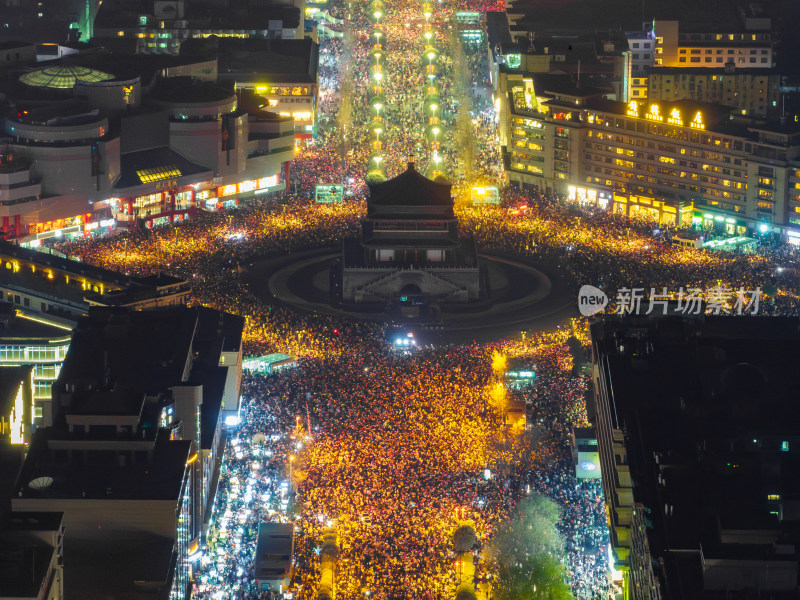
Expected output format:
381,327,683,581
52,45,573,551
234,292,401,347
56,307,198,398
367,163,454,209
64,535,174,600
149,76,234,104
592,315,800,597
115,146,212,190
0,41,35,51
16,428,190,500
210,38,319,84
68,389,145,417
0,311,71,344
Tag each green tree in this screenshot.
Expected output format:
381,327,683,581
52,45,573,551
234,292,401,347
448,28,475,182
488,495,574,600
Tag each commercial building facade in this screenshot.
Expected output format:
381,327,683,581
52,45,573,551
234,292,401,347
1,53,296,242
501,84,800,239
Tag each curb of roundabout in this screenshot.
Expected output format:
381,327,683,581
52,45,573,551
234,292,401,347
245,247,579,342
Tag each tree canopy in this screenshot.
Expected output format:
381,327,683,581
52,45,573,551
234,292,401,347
487,495,574,600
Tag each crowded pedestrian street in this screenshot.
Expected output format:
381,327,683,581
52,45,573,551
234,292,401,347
51,0,800,597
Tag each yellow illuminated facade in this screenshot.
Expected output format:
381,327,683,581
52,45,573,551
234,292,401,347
238,81,318,137
137,166,183,184
503,91,800,234
9,383,25,444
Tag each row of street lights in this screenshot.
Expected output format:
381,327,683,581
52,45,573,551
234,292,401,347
420,2,445,179
368,0,387,179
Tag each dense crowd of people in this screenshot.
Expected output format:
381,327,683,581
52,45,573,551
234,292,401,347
49,0,800,596
191,325,610,600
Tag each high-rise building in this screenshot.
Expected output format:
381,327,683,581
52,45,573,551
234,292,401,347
92,0,306,55
591,315,800,599
6,304,243,599
501,82,800,241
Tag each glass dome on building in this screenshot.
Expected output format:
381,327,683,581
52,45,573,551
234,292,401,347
19,65,113,89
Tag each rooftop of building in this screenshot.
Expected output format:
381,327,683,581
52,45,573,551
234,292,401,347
254,522,293,581
149,76,234,104
95,0,301,30
55,306,242,410
592,315,800,592
0,241,190,299
0,41,35,51
19,64,114,89
485,11,512,47
0,310,72,344
193,305,244,355
511,1,742,37
9,99,103,126
68,389,146,417
64,535,174,600
15,428,190,500
0,444,25,517
0,528,56,599
57,307,199,396
367,163,453,210
516,93,800,138
115,145,212,190
85,274,191,308
64,535,173,600
206,37,318,84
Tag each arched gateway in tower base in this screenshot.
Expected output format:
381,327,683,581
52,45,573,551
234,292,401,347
336,162,481,308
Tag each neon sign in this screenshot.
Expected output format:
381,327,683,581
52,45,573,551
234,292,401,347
690,112,705,130
627,101,639,117
646,104,664,122
667,108,683,126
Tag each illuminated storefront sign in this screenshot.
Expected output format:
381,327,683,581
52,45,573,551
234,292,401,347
505,53,521,69
568,185,610,209
627,102,705,130
646,104,663,122
690,112,705,130
238,180,256,194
